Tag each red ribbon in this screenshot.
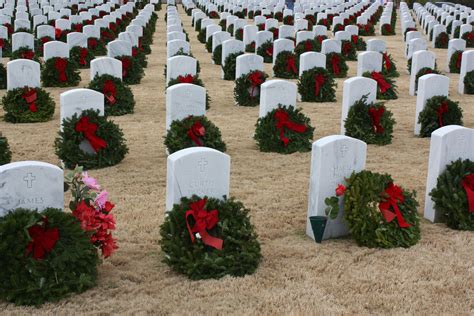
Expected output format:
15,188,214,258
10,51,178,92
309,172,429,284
132,47,138,57
177,74,194,83
351,35,358,45
185,199,223,250
314,74,325,96
54,58,68,82
368,106,385,134
109,22,117,33
266,46,273,57
103,80,117,105
74,24,83,32
248,71,264,98
331,54,340,76
379,183,411,228
121,57,131,77
286,55,297,74
274,109,307,146
272,28,279,39
0,38,4,48
79,47,88,66
436,101,449,127
371,72,391,94
75,116,107,152
305,40,313,51
88,38,98,49
383,53,392,72
384,24,392,33
41,37,51,44
25,217,59,260
55,28,62,39
462,174,474,213
316,35,325,43
466,33,474,41
186,120,205,146
455,51,462,70
22,88,37,112
21,50,34,59
342,42,352,55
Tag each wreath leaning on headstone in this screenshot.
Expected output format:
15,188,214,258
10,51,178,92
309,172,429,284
87,37,107,56
298,67,336,102
463,70,474,94
2,87,55,123
256,40,274,63
164,115,226,154
449,50,463,73
363,71,398,100
415,67,440,93
234,70,268,107
295,39,320,56
222,52,243,81
341,40,357,61
417,96,463,138
254,105,315,154
41,57,81,87
167,74,211,109
54,109,128,169
88,74,136,116
326,52,348,78
461,31,474,47
351,35,367,51
0,63,6,89
0,132,12,165
273,51,299,79
116,55,144,85
344,95,395,145
430,158,474,231
0,38,12,57
160,195,261,280
381,23,395,35
212,44,223,65
70,46,95,68
435,32,449,49
11,47,41,62
381,52,399,77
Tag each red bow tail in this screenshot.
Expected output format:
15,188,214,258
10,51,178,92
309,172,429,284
22,89,38,112
368,106,385,134
79,48,88,66
371,72,391,94
26,218,59,260
185,199,223,250
331,55,340,75
286,56,297,74
54,58,68,82
456,51,462,70
75,116,107,152
186,120,206,146
248,71,263,98
462,175,474,213
379,183,411,228
103,80,117,105
314,74,325,96
436,102,449,127
383,53,392,71
274,109,307,146
121,58,131,77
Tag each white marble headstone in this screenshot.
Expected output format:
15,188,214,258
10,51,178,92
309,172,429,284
166,83,206,130
299,52,326,76
410,50,436,96
7,59,40,90
357,51,382,76
166,55,197,84
67,32,87,49
90,57,123,80
43,41,69,61
235,53,264,78
259,79,297,117
60,88,104,129
458,50,474,94
321,39,341,54
167,39,190,58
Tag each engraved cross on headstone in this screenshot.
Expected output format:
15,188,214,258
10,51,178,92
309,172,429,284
198,157,208,172
23,173,36,188
339,145,349,158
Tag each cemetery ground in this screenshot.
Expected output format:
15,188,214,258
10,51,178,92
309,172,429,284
1,6,474,315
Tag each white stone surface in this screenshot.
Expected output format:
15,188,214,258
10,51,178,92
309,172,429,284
107,39,132,58
367,39,386,53
60,88,104,129
167,39,190,58
12,32,34,51
321,39,341,54
410,50,436,96
259,79,297,117
167,55,197,84
272,38,294,65
299,52,326,76
357,51,382,76
7,59,40,90
43,41,69,61
221,38,244,67
90,57,122,80
446,39,466,72
236,54,264,79
166,83,206,130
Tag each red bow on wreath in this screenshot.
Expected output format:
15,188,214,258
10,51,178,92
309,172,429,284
436,101,449,127
74,24,83,32
266,46,273,57
187,120,205,146
0,38,4,48
88,37,98,49
384,24,392,33
305,41,313,52
272,29,279,38
382,53,392,72
25,217,59,260
21,50,34,60
75,116,107,152
331,54,340,76
274,109,307,146
248,71,264,98
455,51,463,70
379,183,411,228
342,42,352,55
41,37,51,44
462,174,474,213
185,199,223,250
109,22,117,32
55,28,62,39
4,23,13,35
351,35,358,45
177,74,194,84
368,106,385,134
371,72,391,93
286,55,297,74
121,57,131,77
132,47,138,57
103,80,117,105
78,47,88,66
314,74,325,96
22,88,37,112
54,58,68,82
466,33,474,41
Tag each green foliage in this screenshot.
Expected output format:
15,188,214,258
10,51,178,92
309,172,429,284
256,40,273,63
167,75,211,109
88,74,135,116
2,87,55,123
160,196,261,280
197,28,206,43
164,116,226,154
449,50,463,73
353,35,367,51
11,47,40,63
1,38,12,57
205,36,213,53
358,23,375,36
116,55,144,85
273,51,299,79
381,53,399,77
234,70,268,107
0,208,99,305
430,159,474,230
415,67,440,93
362,71,398,100
418,96,463,137
463,70,474,94
341,40,357,61
223,52,242,80
212,44,222,65
381,23,395,35
133,46,148,68
298,67,336,102
343,171,421,248
435,32,449,48
41,57,81,87
461,31,474,47
294,39,320,56
55,109,128,169
326,52,348,78
0,133,11,165
254,105,314,154
70,46,95,69
0,63,6,89
87,37,107,56
344,95,395,145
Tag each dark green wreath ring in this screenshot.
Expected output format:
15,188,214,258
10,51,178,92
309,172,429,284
212,44,222,65
463,70,474,94
430,158,474,231
41,57,81,87
87,37,107,56
70,46,95,69
382,52,399,78
298,67,336,102
435,32,449,49
116,54,144,85
11,47,41,63
2,86,55,123
223,52,242,81
295,39,320,56
415,67,440,93
160,195,261,280
254,105,315,154
417,95,463,137
341,40,357,61
0,63,6,89
167,74,211,109
256,40,273,63
461,31,474,47
164,115,226,154
234,70,268,107
344,95,395,145
449,50,463,73
362,71,398,100
0,132,12,165
326,52,348,78
54,109,128,169
273,51,299,79
88,74,135,116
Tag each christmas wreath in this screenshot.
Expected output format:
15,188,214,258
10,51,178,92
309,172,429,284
256,23,265,31
54,109,128,169
212,43,223,64
235,28,244,41
11,47,40,62
333,23,345,34
341,40,357,61
357,23,375,36
417,96,463,137
314,35,328,46
461,31,474,47
2,87,55,123
197,28,206,44
435,32,449,48
430,159,474,230
41,57,81,87
234,70,268,106
100,28,115,44
351,35,366,51
317,18,330,28
449,50,463,73
415,67,440,93
325,170,420,248
160,196,261,280
381,23,395,35
164,116,226,154
298,67,336,102
446,21,453,35
222,52,242,81
344,95,395,145
88,74,135,116
209,11,219,19
116,55,144,85
226,24,234,36
87,37,107,56
382,52,399,77
463,70,474,94
269,27,279,40
245,41,256,53
256,40,273,63
274,11,283,22
404,27,417,40
0,132,11,165
326,52,348,78
167,74,211,109
205,36,213,53
283,15,294,25
254,105,314,154
55,29,70,42
0,63,6,89
70,46,94,68
363,71,398,100
453,25,460,38
218,19,226,31
306,15,316,29
35,36,53,57
132,46,147,68
295,39,320,56
273,51,298,79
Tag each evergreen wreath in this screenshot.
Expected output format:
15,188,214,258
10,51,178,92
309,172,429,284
88,74,135,116
256,40,273,63
298,67,336,102
314,35,328,45
0,63,6,89
317,18,330,28
205,36,213,53
404,27,417,40
461,31,474,47
209,11,219,19
449,50,463,73
222,52,242,81
326,170,420,248
275,12,283,22
197,28,206,44
417,96,463,137
435,32,449,48
132,46,148,68
218,19,226,31
235,28,244,41
333,23,345,34
2,87,55,123
212,44,222,65
100,28,115,44
226,24,234,36
453,25,460,38
357,23,375,36
0,38,12,57
381,23,395,35
283,15,294,25
273,51,299,79
11,47,40,62
326,52,348,78
362,71,398,100
381,52,399,77
87,37,107,56
70,46,94,68
415,67,440,93
41,57,81,87
341,40,357,61
446,21,453,34
344,95,395,145
269,27,279,40
54,109,128,169
351,35,366,51
167,74,211,109
234,70,268,107
295,39,320,56
164,116,226,154
254,105,314,154
35,36,53,57
116,55,144,85
160,195,261,280
245,41,256,53
430,159,474,230
463,70,474,94
0,132,11,165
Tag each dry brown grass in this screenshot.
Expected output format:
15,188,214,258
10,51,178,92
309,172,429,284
1,6,473,315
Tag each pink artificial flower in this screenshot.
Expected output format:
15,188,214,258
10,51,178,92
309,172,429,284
95,190,108,209
82,172,101,190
